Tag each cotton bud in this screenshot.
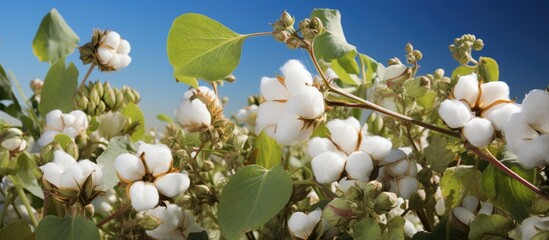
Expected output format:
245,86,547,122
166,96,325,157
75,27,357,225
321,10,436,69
323,198,355,227
287,209,322,240
1,128,26,152
84,204,95,218
273,30,290,42
374,192,398,213
405,43,414,53
364,181,383,199
434,69,445,79
280,10,294,28
311,152,346,184
413,50,423,61
30,78,43,94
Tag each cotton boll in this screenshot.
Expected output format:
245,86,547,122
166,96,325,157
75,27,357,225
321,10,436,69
129,181,159,211
256,101,285,131
504,113,540,154
478,201,494,215
326,118,360,155
45,109,64,131
260,77,288,101
53,150,77,169
117,39,131,54
115,153,145,182
521,216,549,240
382,149,407,165
287,209,322,239
463,117,494,147
175,88,213,130
359,136,392,161
345,151,374,181
70,110,89,131
387,159,410,177
438,99,473,128
101,31,121,49
521,89,549,133
307,137,338,158
461,196,479,214
145,203,184,240
96,47,114,64
311,152,346,184
59,163,86,189
453,73,479,105
479,81,510,108
483,103,521,131
281,60,313,95
336,177,362,192
395,176,419,199
272,113,310,145
453,207,475,226
404,218,418,238
383,64,409,82
138,142,173,176
286,86,325,119
517,135,549,169
154,173,190,198
40,163,63,187
62,127,78,138
38,130,59,147
78,160,103,187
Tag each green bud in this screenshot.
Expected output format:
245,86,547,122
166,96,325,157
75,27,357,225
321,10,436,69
298,18,311,31
0,150,17,175
405,43,414,53
419,76,431,89
322,198,355,227
139,214,161,231
388,57,402,66
344,185,363,202
39,143,57,165
131,89,141,103
123,89,135,103
286,37,300,49
174,194,193,209
76,95,89,110
103,88,116,109
273,30,290,42
84,204,95,218
194,185,211,195
532,197,549,215
434,69,445,79
271,21,286,31
374,192,398,214
87,101,97,115
94,81,104,98
413,50,423,60
311,17,323,32
90,88,100,106
224,74,236,83
280,10,294,28
364,181,383,200
115,90,125,109
63,141,79,160
97,102,106,115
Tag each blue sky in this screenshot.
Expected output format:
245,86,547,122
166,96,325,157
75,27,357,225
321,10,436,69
1,1,548,128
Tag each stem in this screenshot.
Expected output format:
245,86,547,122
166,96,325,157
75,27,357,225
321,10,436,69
8,175,39,227
245,32,272,38
414,209,432,232
466,143,549,200
404,123,420,153
190,142,220,203
79,63,96,90
96,203,131,228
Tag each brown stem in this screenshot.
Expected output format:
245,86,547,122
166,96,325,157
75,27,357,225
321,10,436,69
465,143,549,200
191,142,220,203
96,203,131,228
79,63,96,90
405,123,420,153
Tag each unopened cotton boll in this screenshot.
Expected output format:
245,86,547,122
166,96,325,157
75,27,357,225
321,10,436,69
521,89,549,133
345,151,374,181
359,136,392,161
287,209,322,239
479,81,510,108
311,152,346,184
438,99,473,128
326,117,361,155
521,216,549,240
453,73,479,105
483,103,520,131
463,117,494,147
307,137,337,158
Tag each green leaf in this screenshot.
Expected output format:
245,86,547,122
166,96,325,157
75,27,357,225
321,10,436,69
359,53,382,84
96,136,134,189
440,166,482,210
188,231,209,240
311,122,330,138
468,214,513,240
477,57,499,82
353,217,381,240
331,50,359,86
312,9,356,60
380,216,405,240
424,134,455,173
254,131,282,169
53,133,73,147
156,113,173,123
218,165,292,239
32,8,79,63
120,103,145,141
403,77,429,98
39,59,78,115
35,216,99,240
417,90,437,110
17,152,44,199
0,219,33,240
167,13,248,82
481,159,539,221
175,76,199,88
451,65,476,80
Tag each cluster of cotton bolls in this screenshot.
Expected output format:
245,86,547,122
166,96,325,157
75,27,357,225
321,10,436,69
451,195,494,227
234,104,258,132
503,89,549,168
95,30,132,71
38,109,89,146
142,202,203,240
308,116,419,199
40,150,103,190
256,60,325,145
438,73,519,147
0,177,37,225
114,142,190,211
520,215,549,240
175,86,220,132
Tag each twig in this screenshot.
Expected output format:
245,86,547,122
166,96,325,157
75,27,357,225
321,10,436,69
96,203,131,228
79,63,96,90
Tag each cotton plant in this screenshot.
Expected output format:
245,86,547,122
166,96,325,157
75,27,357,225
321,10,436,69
256,59,325,145
114,142,190,211
503,89,549,168
38,109,89,147
438,73,519,147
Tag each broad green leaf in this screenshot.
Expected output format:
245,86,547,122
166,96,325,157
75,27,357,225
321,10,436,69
0,219,33,240
176,75,199,88
424,134,455,173
451,65,476,80
417,90,437,110
39,59,78,115
120,103,145,141
0,65,23,118
35,216,99,240
533,232,549,240
482,159,539,221
403,77,429,98
380,216,405,240
167,13,248,82
96,136,134,189
353,217,381,240
359,53,382,84
469,214,513,240
254,131,282,169
32,9,79,63
477,57,499,82
156,113,173,123
331,50,360,86
312,9,356,60
17,152,43,198
440,166,482,210
218,165,292,239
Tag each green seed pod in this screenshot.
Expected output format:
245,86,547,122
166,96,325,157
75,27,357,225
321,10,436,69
374,192,398,214
280,10,294,28
93,81,104,98
322,198,355,227
139,214,161,231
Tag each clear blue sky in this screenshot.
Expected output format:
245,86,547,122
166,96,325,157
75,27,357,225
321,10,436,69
1,1,548,129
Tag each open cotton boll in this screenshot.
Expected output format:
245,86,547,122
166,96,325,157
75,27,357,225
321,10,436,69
45,109,64,130
382,149,408,166
137,142,173,176
326,118,361,155
145,203,184,240
114,153,145,182
463,117,494,147
129,181,159,212
311,152,346,184
260,77,288,101
453,207,475,226
503,113,540,153
286,86,325,119
461,196,479,214
256,101,285,131
517,135,549,168
387,158,411,177
307,137,338,158
521,89,549,133
438,99,473,128
40,163,63,187
280,60,313,95
479,81,510,108
154,173,190,198
453,73,479,105
483,103,521,131
59,160,102,189
101,31,121,49
359,136,392,161
117,39,131,54
345,151,374,181
271,113,309,145
96,47,114,64
395,176,419,199
287,209,322,239
175,94,211,130
521,216,549,240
